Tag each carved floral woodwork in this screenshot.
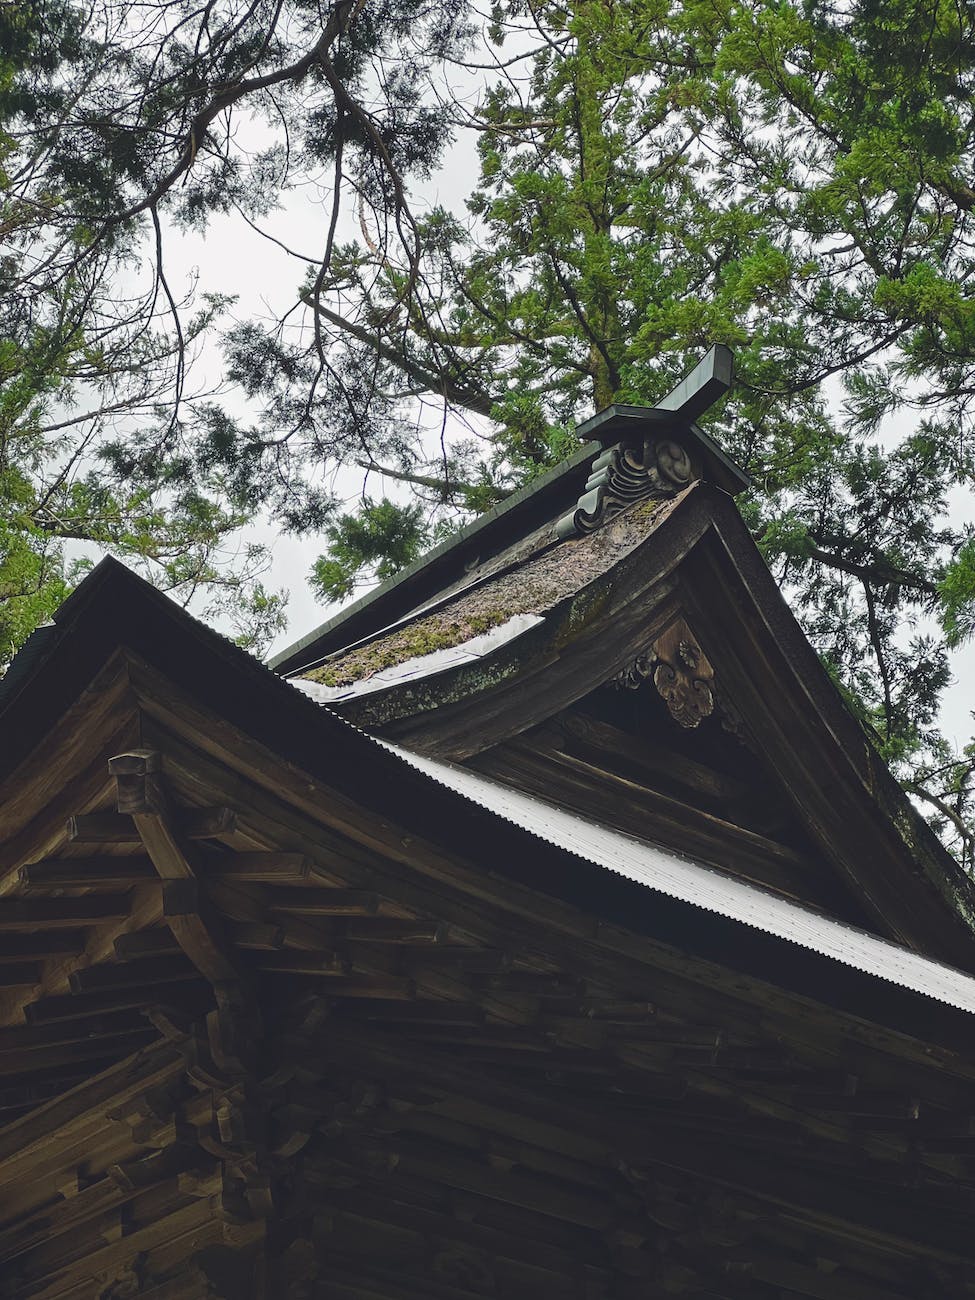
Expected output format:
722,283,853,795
616,617,715,728
555,436,699,539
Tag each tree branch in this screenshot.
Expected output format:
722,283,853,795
353,458,476,498
807,546,939,598
307,302,499,417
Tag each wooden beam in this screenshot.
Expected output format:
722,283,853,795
67,806,237,843
108,751,242,987
70,956,200,992
161,879,241,985
477,740,820,903
268,888,381,917
0,1009,152,1055
266,974,416,1000
0,896,131,931
201,851,311,882
560,710,750,803
0,963,43,987
407,948,512,973
0,932,87,961
19,856,157,888
114,929,182,960
23,851,312,890
339,918,447,944
257,952,351,976
229,922,286,951
333,999,485,1025
0,1039,184,1168
23,981,210,1025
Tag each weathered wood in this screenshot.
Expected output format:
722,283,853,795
268,888,382,917
0,1148,200,1260
0,1041,183,1169
474,738,823,903
106,751,244,989
129,691,975,1100
0,878,165,1035
0,1008,152,1060
13,1196,222,1296
161,879,241,985
202,851,311,882
7,598,975,1300
408,947,512,973
561,709,750,803
70,955,200,992
336,999,486,1025
228,921,286,950
114,928,182,960
67,806,237,843
0,895,131,931
0,932,88,961
19,856,158,888
338,918,447,944
267,974,416,1000
257,951,350,976
0,653,138,886
24,980,210,1025
0,962,43,987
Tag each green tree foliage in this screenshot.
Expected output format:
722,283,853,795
289,0,975,860
7,0,975,857
0,0,472,667
0,0,293,665
310,498,431,602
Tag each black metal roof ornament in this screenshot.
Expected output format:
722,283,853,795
554,345,748,541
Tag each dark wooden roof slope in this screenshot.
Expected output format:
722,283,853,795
4,562,975,1297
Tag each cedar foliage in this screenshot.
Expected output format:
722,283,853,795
4,0,975,857
304,0,975,862
0,0,470,660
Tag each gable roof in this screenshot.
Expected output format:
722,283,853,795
270,360,749,678
2,557,975,1046
10,553,975,1300
268,442,603,676
274,476,975,969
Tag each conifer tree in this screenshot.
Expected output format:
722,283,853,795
6,0,975,857
299,0,975,859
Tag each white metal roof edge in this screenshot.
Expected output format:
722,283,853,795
380,741,975,1018
293,614,545,703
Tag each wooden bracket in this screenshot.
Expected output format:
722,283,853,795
108,751,243,989
616,616,715,729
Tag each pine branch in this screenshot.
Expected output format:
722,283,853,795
807,546,940,598
353,459,477,498
308,303,499,417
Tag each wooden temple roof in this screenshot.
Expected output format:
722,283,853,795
3,381,975,1295
279,471,975,973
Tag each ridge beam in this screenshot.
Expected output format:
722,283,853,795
655,343,733,423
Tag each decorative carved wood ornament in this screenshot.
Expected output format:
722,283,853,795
617,617,715,728
555,437,699,540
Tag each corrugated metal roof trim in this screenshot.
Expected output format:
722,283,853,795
380,742,975,1017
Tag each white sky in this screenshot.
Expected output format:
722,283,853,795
152,109,484,640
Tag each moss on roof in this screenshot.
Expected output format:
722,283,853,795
303,494,682,690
